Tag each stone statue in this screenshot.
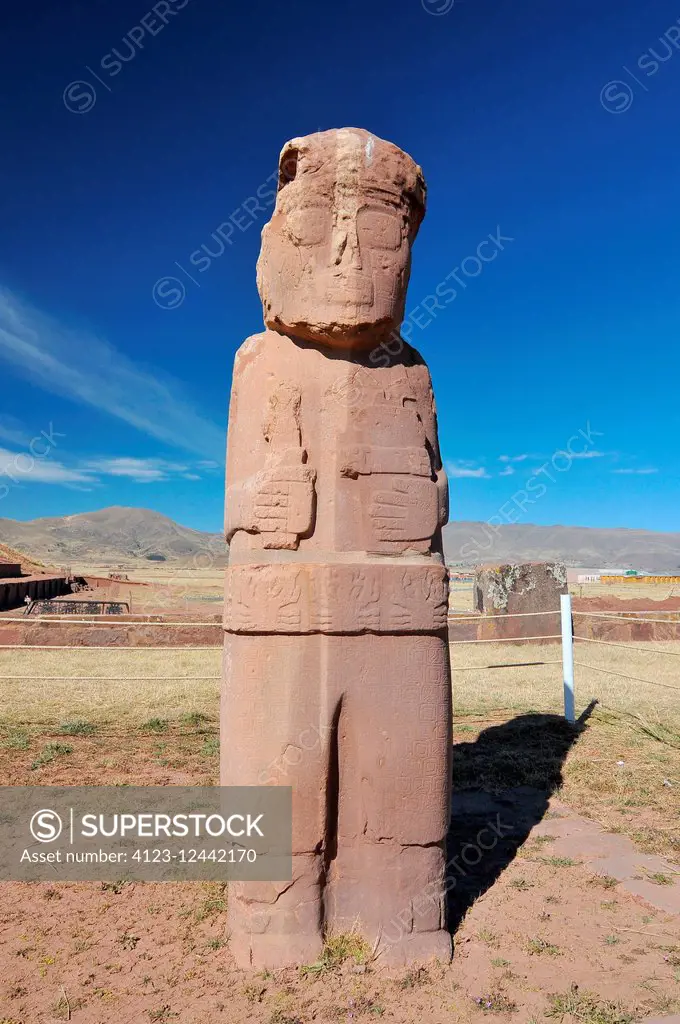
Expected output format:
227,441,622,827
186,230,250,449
222,128,452,968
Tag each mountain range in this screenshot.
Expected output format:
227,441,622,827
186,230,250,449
1,507,679,572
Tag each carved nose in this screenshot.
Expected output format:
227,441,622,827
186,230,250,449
331,222,362,271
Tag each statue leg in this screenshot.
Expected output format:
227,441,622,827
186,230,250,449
326,634,453,966
221,633,329,968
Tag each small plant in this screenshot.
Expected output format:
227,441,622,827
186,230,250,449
180,711,211,729
30,743,73,770
201,736,219,757
148,1008,178,1023
491,957,511,968
267,1012,303,1024
473,991,517,1014
118,932,140,950
539,856,576,868
647,872,674,886
588,874,619,889
300,932,372,975
526,937,561,957
206,936,228,950
60,720,97,736
545,984,634,1023
604,934,620,946
478,928,500,947
101,880,128,894
243,983,266,1003
3,732,29,750
509,877,533,890
194,883,228,922
141,718,169,734
532,834,556,846
399,966,430,989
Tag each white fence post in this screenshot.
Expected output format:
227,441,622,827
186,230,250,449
561,593,575,723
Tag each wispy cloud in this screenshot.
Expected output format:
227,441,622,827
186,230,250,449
612,467,659,475
84,457,209,483
0,426,219,492
499,454,530,464
0,288,224,459
500,450,607,464
499,465,515,477
0,447,93,487
446,461,491,479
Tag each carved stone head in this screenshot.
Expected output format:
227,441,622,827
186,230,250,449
257,128,426,350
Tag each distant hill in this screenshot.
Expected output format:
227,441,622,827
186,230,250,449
443,521,680,573
0,507,227,568
1,507,678,573
0,541,45,575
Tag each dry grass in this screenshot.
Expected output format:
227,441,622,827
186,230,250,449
1,639,677,728
451,579,680,609
76,563,225,595
450,640,680,861
451,640,680,721
0,648,220,725
569,580,680,603
0,639,678,860
448,582,476,611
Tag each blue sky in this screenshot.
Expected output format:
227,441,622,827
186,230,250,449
0,0,678,533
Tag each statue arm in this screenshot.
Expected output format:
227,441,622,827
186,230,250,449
225,338,316,550
406,358,449,528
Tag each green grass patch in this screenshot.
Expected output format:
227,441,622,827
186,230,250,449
545,985,634,1023
526,937,561,957
60,720,97,736
300,932,372,976
140,718,169,735
30,743,73,771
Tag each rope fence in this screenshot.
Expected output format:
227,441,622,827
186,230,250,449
573,660,680,694
0,597,678,721
4,675,222,681
449,634,562,645
448,609,560,622
0,616,220,627
0,645,221,651
573,636,680,657
573,611,680,625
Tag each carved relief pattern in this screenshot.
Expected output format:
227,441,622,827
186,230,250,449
224,564,448,634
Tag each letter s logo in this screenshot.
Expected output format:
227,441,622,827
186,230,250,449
30,809,63,843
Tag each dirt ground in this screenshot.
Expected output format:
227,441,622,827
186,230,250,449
1,714,679,1024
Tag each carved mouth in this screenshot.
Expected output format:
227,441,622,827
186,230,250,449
323,274,375,307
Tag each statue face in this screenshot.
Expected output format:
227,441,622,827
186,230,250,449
257,129,426,350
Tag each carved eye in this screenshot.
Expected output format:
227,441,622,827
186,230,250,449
285,206,329,246
357,207,403,251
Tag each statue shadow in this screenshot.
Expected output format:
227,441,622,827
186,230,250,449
446,702,597,935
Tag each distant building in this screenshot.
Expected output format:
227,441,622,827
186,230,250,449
600,572,680,584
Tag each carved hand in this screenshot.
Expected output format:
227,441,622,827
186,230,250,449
253,462,316,548
369,477,439,543
226,450,316,549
